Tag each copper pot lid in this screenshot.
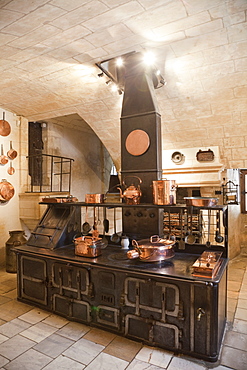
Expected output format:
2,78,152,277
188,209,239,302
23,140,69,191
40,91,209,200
0,112,11,137
125,129,150,156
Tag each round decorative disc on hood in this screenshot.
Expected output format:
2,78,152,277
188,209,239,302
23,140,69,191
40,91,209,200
125,129,150,156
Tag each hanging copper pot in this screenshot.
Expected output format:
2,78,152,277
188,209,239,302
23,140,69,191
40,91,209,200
0,144,8,165
7,141,17,160
0,179,15,202
0,112,11,137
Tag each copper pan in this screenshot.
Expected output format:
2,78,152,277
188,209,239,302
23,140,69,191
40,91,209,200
0,179,15,202
7,161,15,175
7,141,17,160
0,112,11,137
0,144,8,165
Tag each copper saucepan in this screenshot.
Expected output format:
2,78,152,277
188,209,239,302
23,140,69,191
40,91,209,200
7,161,15,175
127,235,176,262
0,179,15,203
0,144,8,165
0,112,11,137
7,141,17,160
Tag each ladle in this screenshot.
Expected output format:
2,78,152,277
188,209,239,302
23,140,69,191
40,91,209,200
103,207,109,233
206,209,211,248
102,208,108,247
82,206,91,235
110,208,120,244
178,209,185,249
185,208,196,244
215,210,224,243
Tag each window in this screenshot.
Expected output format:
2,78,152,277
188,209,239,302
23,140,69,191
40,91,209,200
240,169,247,213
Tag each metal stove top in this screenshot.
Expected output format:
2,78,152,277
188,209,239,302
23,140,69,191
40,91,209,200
16,244,227,283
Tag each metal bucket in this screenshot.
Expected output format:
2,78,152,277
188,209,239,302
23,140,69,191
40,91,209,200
153,180,176,205
6,230,26,273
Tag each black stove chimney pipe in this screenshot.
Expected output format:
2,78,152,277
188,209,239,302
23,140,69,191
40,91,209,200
120,52,163,239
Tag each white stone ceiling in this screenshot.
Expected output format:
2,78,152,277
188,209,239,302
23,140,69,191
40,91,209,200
0,0,247,169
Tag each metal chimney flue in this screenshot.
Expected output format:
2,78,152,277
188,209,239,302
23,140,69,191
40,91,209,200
120,52,163,239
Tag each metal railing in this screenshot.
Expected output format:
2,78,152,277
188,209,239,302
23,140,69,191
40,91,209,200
27,153,74,193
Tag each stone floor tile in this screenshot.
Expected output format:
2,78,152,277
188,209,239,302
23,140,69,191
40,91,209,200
4,348,52,370
0,300,32,321
2,289,17,300
239,291,247,300
223,330,247,351
135,346,173,369
18,307,50,324
227,281,242,292
0,334,8,344
227,298,238,313
42,354,85,369
238,298,247,309
83,327,116,346
57,321,90,341
0,296,12,305
234,307,247,321
126,358,165,369
0,318,31,338
0,334,35,360
20,321,58,343
221,346,247,370
228,269,245,282
0,354,9,368
227,291,239,299
63,337,104,365
104,335,142,362
233,318,247,334
34,333,74,358
42,313,69,328
167,356,206,369
85,352,128,370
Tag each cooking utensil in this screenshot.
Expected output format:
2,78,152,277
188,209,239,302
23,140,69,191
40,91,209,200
92,207,99,239
118,175,142,205
215,211,224,243
0,112,11,137
103,207,109,233
153,179,176,205
206,210,211,248
184,197,218,207
7,141,17,160
74,236,103,257
102,207,108,247
0,179,15,202
7,161,15,175
0,144,8,165
127,235,175,262
85,194,105,203
178,209,185,250
185,208,196,244
82,206,91,235
110,208,120,243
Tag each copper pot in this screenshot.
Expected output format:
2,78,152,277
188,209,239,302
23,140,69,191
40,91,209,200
0,112,11,137
0,179,15,202
0,144,8,165
85,194,105,203
74,236,104,257
127,235,175,262
153,179,176,205
7,141,17,160
184,197,218,207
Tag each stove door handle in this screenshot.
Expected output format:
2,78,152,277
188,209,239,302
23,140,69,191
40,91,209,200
196,307,205,321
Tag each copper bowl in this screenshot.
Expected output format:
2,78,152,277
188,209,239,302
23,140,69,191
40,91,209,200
184,197,218,207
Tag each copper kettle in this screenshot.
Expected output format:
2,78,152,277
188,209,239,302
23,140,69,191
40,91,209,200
118,176,142,205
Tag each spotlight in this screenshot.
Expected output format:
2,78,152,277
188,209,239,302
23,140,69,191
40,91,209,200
116,57,123,67
98,72,104,77
143,51,155,65
111,84,118,92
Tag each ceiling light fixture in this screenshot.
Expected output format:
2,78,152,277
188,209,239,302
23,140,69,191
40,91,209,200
116,57,123,66
98,72,104,77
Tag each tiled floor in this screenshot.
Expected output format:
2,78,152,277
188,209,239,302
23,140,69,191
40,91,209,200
0,255,246,370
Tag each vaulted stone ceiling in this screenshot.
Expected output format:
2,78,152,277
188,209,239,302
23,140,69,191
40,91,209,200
0,0,246,169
